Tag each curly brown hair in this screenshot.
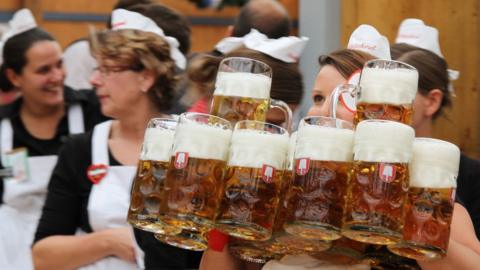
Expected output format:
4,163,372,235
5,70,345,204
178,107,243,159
89,29,177,111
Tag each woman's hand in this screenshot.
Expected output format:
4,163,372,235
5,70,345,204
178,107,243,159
100,227,136,262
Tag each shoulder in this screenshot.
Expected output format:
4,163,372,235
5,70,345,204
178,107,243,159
460,154,480,174
0,98,21,119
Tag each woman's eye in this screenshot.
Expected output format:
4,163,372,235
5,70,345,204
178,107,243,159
313,94,325,104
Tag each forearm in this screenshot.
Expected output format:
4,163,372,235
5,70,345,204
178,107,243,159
32,231,112,270
200,247,243,270
418,239,480,270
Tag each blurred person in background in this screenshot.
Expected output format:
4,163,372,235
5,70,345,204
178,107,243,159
32,8,196,270
0,9,106,269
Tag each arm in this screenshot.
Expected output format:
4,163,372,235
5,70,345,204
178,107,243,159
33,228,135,270
32,135,135,270
200,246,244,270
419,203,480,270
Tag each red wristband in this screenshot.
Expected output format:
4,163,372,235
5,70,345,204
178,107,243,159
207,229,230,252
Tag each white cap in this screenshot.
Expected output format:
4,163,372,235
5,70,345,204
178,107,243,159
214,29,309,63
111,9,186,69
0,9,37,65
396,18,459,83
347,24,391,60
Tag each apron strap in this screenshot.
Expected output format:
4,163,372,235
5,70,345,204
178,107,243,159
91,121,112,165
1,118,13,164
67,104,85,134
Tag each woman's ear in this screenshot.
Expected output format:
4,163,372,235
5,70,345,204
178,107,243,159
6,68,21,88
139,70,155,93
424,89,444,117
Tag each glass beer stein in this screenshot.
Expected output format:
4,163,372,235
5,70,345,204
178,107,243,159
354,59,419,125
127,118,180,235
215,120,289,241
388,138,460,261
159,113,232,233
342,120,414,245
284,116,354,241
210,57,292,130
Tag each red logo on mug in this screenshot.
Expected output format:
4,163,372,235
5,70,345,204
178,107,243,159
379,163,396,183
262,165,275,183
296,158,310,176
174,152,189,169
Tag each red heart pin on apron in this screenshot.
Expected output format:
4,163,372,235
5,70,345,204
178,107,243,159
87,164,108,184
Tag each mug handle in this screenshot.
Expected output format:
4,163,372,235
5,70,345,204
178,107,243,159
329,84,359,119
270,98,293,132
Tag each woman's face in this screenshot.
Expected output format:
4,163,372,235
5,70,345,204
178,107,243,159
90,58,147,119
9,40,65,107
307,65,354,122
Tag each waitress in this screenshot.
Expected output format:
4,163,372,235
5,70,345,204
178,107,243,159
0,9,106,269
32,9,196,269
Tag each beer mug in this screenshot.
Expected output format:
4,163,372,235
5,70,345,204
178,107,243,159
159,113,232,233
354,59,419,125
210,57,293,130
127,118,180,235
215,120,289,241
342,120,414,245
284,116,354,241
388,138,460,260
231,133,331,260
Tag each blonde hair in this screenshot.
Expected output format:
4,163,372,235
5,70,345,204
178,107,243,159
89,29,178,111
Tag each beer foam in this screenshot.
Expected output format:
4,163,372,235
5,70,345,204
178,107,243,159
295,124,354,162
409,138,460,188
287,132,297,170
214,72,271,99
228,129,289,169
141,128,175,162
359,67,418,104
354,120,414,163
173,120,232,161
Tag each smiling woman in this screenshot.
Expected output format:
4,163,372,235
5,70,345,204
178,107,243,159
0,9,107,270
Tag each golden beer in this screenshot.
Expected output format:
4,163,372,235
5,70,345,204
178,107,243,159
210,95,269,124
354,103,413,126
284,116,354,241
154,228,208,251
343,161,409,244
388,138,460,261
229,238,278,264
210,58,292,128
158,113,232,233
342,120,414,245
355,59,418,126
215,121,289,241
285,161,351,240
128,118,179,235
388,187,454,260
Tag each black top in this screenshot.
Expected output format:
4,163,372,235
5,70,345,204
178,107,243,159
0,86,107,202
34,129,201,269
457,153,480,239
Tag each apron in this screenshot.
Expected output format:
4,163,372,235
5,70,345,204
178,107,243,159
0,104,84,270
78,120,142,270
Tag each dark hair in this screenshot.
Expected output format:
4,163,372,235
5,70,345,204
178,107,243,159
232,0,291,39
187,48,304,105
118,3,191,54
90,29,177,111
318,49,376,79
394,44,451,118
0,28,55,92
390,43,419,60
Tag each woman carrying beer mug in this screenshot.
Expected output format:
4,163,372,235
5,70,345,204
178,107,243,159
32,9,198,269
200,47,480,270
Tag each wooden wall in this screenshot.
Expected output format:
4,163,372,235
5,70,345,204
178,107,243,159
0,0,298,52
342,0,480,158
